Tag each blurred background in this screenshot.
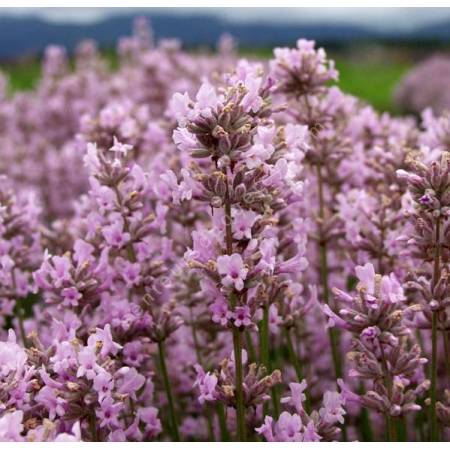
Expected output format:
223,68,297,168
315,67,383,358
2,7,450,113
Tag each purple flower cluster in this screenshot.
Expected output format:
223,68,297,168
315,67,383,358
1,17,450,442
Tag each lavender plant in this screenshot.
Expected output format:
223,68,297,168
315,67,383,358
0,18,448,442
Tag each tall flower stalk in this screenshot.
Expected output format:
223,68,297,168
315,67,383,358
397,153,450,440
172,60,308,440
269,39,346,383
325,263,429,441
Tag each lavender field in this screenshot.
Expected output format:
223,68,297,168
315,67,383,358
0,16,450,442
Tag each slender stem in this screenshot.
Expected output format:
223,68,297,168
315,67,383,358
384,415,394,442
205,405,215,442
259,304,270,417
232,327,246,441
157,340,180,441
430,218,441,441
223,172,234,256
396,416,407,442
316,163,342,380
430,311,438,441
245,330,257,363
358,383,374,442
89,411,98,442
284,327,303,380
268,343,281,420
216,403,230,441
259,303,279,417
223,170,246,441
270,382,280,419
12,272,29,349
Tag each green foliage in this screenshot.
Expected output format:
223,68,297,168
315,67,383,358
1,59,41,92
0,49,411,112
334,57,411,113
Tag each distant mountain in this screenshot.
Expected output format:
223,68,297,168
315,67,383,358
412,19,450,41
0,13,448,60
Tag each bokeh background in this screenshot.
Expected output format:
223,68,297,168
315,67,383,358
2,7,450,113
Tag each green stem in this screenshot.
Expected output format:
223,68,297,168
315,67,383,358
284,327,303,380
157,340,180,441
430,311,438,441
223,169,246,441
259,304,270,417
216,403,230,441
357,382,374,442
245,330,257,363
205,404,215,442
385,415,394,442
232,327,246,441
396,416,407,442
259,304,270,368
316,163,342,381
89,411,98,441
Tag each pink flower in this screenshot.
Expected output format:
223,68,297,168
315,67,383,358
255,416,275,442
241,75,263,113
195,82,218,112
76,346,100,380
193,364,218,404
281,380,308,414
159,169,192,205
233,210,260,240
169,92,191,124
232,305,252,328
0,411,24,441
216,253,248,291
51,255,72,287
88,324,122,358
54,422,82,442
61,287,82,307
355,262,376,293
73,239,95,264
319,391,346,425
35,386,67,420
93,371,114,400
274,412,303,441
210,297,232,326
109,136,133,155
96,396,123,429
173,128,198,153
120,260,142,287
0,330,27,377
102,221,131,249
138,407,162,438
116,367,146,399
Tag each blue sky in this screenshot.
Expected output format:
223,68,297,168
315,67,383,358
1,7,450,31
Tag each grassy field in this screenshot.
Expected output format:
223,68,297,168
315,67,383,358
334,57,411,112
0,51,412,113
